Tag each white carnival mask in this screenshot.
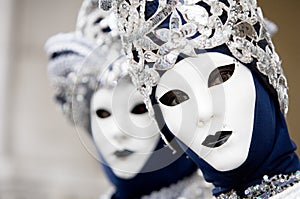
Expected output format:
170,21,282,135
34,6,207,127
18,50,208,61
91,77,160,179
156,52,256,171
96,0,286,172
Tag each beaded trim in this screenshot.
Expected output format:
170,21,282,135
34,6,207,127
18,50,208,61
215,171,300,199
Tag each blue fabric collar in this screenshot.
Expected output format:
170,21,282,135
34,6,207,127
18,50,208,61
98,138,197,199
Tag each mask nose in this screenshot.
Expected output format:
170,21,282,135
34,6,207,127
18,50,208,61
193,78,214,127
197,115,214,127
196,98,214,128
111,131,127,143
108,130,128,150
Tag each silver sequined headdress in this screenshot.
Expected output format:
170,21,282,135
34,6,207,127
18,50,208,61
99,0,288,116
45,0,127,130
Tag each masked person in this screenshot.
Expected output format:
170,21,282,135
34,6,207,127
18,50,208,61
101,0,300,198
45,0,212,198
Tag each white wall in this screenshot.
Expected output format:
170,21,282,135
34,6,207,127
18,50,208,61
0,0,110,198
0,0,12,155
0,0,14,184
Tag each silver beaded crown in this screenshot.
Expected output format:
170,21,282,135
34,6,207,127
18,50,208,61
99,0,288,116
45,0,127,130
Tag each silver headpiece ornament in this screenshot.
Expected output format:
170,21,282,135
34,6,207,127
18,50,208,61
45,0,127,130
99,0,288,116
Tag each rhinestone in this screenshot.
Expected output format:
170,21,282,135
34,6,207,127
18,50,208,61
181,5,209,26
159,44,172,56
181,23,197,37
170,31,182,40
296,171,300,179
119,2,129,18
198,25,212,37
99,0,112,11
211,2,223,16
244,189,251,195
170,10,182,31
138,37,159,50
144,51,159,62
214,30,227,43
146,68,160,86
155,28,171,42
263,175,269,182
154,51,179,70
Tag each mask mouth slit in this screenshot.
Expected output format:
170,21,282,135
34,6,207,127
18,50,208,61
201,131,232,148
113,149,134,158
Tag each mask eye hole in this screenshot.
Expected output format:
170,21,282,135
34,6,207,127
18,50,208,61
131,103,148,114
94,17,104,25
102,26,112,33
96,109,111,119
208,64,235,88
159,89,190,107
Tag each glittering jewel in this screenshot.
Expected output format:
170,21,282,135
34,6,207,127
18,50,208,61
181,23,198,37
181,5,209,26
99,0,112,11
102,0,289,119
214,171,300,199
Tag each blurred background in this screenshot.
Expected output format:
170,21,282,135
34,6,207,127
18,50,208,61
0,0,299,198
